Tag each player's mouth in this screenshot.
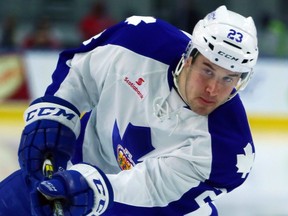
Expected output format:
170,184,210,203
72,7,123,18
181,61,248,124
198,97,216,105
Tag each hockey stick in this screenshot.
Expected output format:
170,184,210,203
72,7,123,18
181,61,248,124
42,158,64,216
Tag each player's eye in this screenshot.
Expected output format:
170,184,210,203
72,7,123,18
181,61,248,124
202,68,213,76
223,76,233,83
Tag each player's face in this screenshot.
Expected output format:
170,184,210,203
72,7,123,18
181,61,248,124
178,54,241,116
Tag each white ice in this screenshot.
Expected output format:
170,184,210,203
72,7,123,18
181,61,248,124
0,123,287,215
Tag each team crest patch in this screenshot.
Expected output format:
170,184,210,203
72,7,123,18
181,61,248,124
112,121,154,170
117,144,135,170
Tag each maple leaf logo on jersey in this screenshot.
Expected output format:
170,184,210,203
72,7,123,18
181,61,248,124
236,143,255,178
125,16,156,26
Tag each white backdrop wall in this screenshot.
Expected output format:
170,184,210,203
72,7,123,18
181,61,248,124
23,51,288,117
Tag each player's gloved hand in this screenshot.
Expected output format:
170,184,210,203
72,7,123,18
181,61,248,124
31,163,113,216
18,96,81,182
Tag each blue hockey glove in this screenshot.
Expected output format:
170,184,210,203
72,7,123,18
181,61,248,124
31,163,114,216
18,96,81,182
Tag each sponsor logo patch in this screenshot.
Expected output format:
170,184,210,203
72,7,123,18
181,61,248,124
123,75,147,100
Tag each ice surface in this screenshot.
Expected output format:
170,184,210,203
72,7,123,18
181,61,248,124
0,122,287,215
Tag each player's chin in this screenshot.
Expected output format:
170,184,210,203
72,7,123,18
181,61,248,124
193,102,219,116
188,98,220,115
190,105,215,116
201,101,223,115
197,108,214,116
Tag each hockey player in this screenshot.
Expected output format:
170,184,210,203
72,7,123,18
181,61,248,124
0,5,258,215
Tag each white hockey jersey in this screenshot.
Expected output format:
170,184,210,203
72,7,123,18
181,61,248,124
45,16,255,215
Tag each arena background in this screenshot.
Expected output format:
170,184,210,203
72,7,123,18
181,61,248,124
1,0,288,215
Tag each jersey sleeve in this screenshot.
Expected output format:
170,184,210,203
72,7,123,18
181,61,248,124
43,16,189,113
207,94,255,191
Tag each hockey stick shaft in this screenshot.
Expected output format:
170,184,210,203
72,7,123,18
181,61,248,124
42,158,64,216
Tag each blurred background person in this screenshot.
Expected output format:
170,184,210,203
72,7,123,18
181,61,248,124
172,0,203,33
21,16,61,50
79,1,116,41
0,15,17,50
258,12,288,57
